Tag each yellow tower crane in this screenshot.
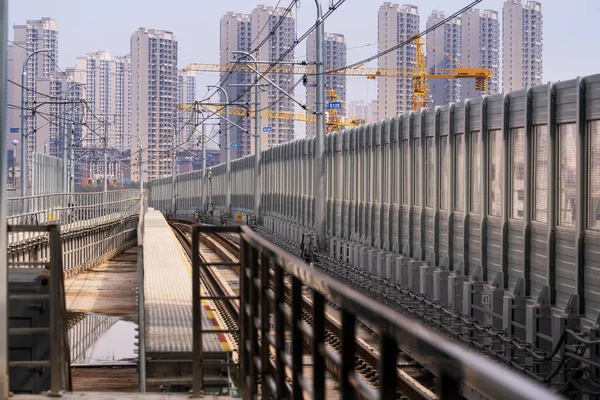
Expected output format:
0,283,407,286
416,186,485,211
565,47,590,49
178,90,361,133
184,40,492,111
411,34,492,110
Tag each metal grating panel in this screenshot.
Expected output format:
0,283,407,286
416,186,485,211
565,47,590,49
403,140,409,205
511,128,525,219
470,131,481,214
455,134,464,212
533,125,549,223
414,138,421,206
440,136,449,210
558,123,577,228
588,120,600,231
426,137,435,208
144,209,227,354
488,129,503,217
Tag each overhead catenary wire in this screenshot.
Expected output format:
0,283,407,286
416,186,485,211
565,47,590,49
320,0,482,76
212,0,347,125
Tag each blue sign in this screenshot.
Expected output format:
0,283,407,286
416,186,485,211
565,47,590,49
262,126,272,133
207,153,213,158
143,170,148,173
10,128,19,133
328,101,342,110
231,142,238,148
176,161,182,166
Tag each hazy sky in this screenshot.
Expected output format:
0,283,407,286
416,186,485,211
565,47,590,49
7,0,600,138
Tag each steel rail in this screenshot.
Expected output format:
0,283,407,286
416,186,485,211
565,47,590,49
170,219,437,400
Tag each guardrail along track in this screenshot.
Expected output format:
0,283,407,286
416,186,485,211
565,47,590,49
168,221,240,353
168,219,437,400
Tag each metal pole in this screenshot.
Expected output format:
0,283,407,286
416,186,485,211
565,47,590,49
69,115,76,194
0,1,9,396
208,85,231,215
104,116,108,192
11,142,17,190
139,136,143,194
232,51,261,221
163,122,177,216
65,85,84,194
314,0,327,250
20,49,51,196
196,107,207,212
202,111,207,212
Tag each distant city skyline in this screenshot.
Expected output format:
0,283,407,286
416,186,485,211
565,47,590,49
10,0,596,102
6,0,597,145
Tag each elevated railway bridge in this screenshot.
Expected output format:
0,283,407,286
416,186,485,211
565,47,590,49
3,73,600,399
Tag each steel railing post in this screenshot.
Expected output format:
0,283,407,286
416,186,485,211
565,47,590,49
48,224,63,396
0,0,9,395
312,0,327,251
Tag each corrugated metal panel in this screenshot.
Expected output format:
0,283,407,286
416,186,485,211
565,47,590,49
486,94,504,129
424,208,435,260
509,89,527,128
486,218,503,283
402,115,410,140
439,106,450,136
411,111,420,138
555,229,577,310
555,79,578,124
424,108,436,137
585,74,600,119
507,221,524,291
440,136,449,210
401,205,410,253
531,84,549,126
453,102,465,133
469,221,481,271
529,223,548,300
453,215,465,271
439,211,449,263
412,211,422,257
584,234,600,320
469,98,482,132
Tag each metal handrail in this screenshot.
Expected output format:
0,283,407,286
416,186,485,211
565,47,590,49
6,224,70,396
237,225,561,400
190,224,242,397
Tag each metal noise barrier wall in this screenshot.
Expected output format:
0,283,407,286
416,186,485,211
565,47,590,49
31,152,64,195
7,189,143,276
150,74,600,341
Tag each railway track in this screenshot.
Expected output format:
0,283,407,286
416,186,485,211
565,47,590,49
167,219,437,400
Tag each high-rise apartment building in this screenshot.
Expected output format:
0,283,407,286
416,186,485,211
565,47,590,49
7,17,59,185
72,51,132,181
377,3,419,118
503,1,543,92
462,9,500,99
73,51,131,147
176,70,196,149
131,28,178,182
75,51,111,148
220,12,251,159
251,5,296,151
306,32,347,137
111,55,132,150
348,100,378,123
426,11,461,106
